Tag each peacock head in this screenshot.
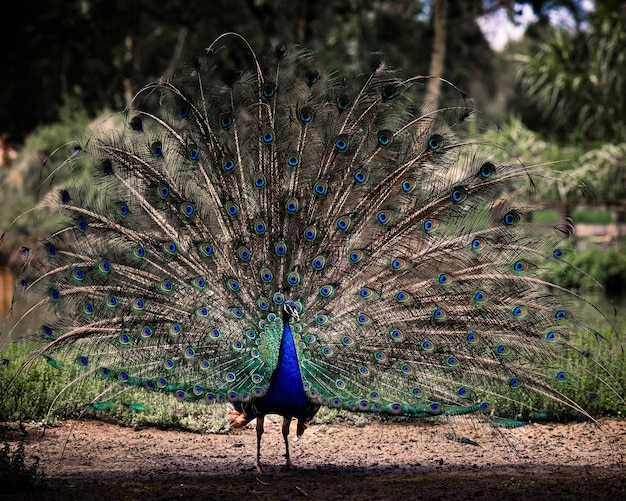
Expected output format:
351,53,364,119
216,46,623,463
283,300,300,322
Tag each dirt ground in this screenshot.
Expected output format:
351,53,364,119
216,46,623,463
2,417,625,501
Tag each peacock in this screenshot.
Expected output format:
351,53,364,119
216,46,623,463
2,32,623,471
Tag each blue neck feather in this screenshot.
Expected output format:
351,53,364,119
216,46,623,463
262,322,307,416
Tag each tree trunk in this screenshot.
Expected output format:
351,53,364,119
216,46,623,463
424,0,448,108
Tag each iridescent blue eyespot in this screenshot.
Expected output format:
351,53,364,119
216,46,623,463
423,219,438,232
225,201,238,216
509,378,522,389
390,329,404,342
316,314,329,325
71,268,84,282
401,179,415,193
287,154,300,166
159,280,174,293
180,202,194,217
438,273,452,285
314,181,328,195
222,157,235,171
473,291,488,304
354,170,367,183
226,278,240,292
458,387,470,398
427,134,443,150
261,81,276,98
337,94,351,111
305,69,320,85
446,356,459,367
299,106,314,123
377,210,391,224
259,267,273,282
274,241,287,257
480,162,496,178
496,345,511,356
163,242,177,255
512,306,527,318
304,225,317,241
287,271,301,286
254,174,266,188
451,186,467,202
336,216,351,230
349,250,364,263
471,238,486,251
377,130,393,146
319,285,335,298
422,340,434,351
503,211,520,226
187,144,199,160
150,141,163,157
198,243,213,256
254,219,267,234
220,114,233,128
237,246,251,261
157,184,170,198
285,198,299,214
466,332,479,344
513,260,528,272
391,258,406,270
312,255,326,270
262,128,275,143
396,291,411,302
545,331,560,342
556,371,570,382
334,136,348,151
555,310,568,320
116,203,129,216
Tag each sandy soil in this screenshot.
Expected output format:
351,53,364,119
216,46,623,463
2,417,625,500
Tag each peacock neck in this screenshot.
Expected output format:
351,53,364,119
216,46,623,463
261,321,307,416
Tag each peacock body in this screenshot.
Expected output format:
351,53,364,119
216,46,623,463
3,33,623,470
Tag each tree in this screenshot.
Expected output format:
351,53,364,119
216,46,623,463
514,10,626,143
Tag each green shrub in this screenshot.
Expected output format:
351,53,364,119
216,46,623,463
0,441,44,492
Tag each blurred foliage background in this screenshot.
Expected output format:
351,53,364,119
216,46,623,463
1,0,624,295
0,0,624,424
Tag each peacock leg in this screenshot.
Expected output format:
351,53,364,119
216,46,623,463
281,416,292,471
255,415,264,472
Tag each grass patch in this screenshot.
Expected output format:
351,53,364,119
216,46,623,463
1,320,624,431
